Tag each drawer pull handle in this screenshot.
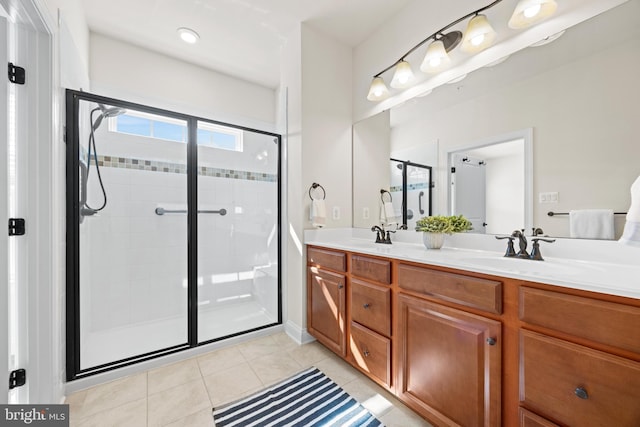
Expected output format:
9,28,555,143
363,350,370,357
486,337,497,346
363,303,371,309
574,387,589,400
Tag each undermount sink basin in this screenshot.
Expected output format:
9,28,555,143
460,256,602,276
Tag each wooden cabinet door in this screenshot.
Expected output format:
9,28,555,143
307,267,346,357
397,294,501,427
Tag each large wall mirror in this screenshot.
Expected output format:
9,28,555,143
352,1,640,239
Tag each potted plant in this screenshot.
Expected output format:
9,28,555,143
415,215,473,249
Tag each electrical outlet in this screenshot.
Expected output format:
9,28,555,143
363,207,370,220
332,206,340,220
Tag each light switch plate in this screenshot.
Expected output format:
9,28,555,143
332,206,340,220
539,192,559,203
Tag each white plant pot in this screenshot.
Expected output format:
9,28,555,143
422,232,445,249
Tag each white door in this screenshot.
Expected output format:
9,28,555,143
1,15,10,405
451,154,487,234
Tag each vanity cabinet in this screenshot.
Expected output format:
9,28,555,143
518,285,640,427
306,244,640,427
396,264,502,427
307,248,347,357
348,255,392,388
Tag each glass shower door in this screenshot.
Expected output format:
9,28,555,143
77,99,190,371
196,121,280,343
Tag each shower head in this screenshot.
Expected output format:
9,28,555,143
92,104,127,130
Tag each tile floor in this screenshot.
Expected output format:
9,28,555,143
65,332,432,427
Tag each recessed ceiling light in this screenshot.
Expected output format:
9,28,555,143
177,27,199,44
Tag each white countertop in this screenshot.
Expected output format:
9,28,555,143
304,228,640,300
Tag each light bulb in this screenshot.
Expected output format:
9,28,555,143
471,34,485,46
524,4,541,18
461,14,496,53
390,60,415,89
421,39,450,73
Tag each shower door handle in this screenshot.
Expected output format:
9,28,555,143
155,207,227,216
419,191,425,215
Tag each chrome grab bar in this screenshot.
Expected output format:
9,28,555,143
155,207,227,216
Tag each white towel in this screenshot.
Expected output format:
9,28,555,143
619,221,640,247
310,199,326,228
380,202,397,226
619,175,640,246
569,209,614,240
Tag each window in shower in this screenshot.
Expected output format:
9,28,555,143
66,90,281,380
110,110,243,152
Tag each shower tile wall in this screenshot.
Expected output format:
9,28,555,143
79,120,278,369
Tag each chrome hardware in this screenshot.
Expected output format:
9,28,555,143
574,387,589,400
363,303,371,309
486,337,497,346
363,350,370,357
338,285,344,289
155,207,227,216
495,235,516,257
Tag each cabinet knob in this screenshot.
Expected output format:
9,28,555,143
486,337,497,346
574,387,589,400
338,285,344,289
363,303,371,309
363,350,370,357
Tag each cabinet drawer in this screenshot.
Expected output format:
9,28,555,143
398,263,502,314
519,408,559,427
519,286,640,354
520,330,640,427
307,247,346,272
349,322,391,387
351,255,391,284
351,279,391,337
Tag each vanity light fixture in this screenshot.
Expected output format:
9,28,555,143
390,60,415,88
461,14,497,53
366,0,558,102
367,76,390,101
177,27,200,44
509,0,558,29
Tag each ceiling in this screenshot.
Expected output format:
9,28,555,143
81,0,413,88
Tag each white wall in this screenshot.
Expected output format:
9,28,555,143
301,25,353,229
353,110,390,228
89,33,276,131
279,23,305,341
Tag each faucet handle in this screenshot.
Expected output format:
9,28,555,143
532,227,545,236
530,238,556,260
495,235,517,257
532,237,555,244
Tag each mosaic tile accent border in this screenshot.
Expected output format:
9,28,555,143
95,155,277,182
390,182,430,192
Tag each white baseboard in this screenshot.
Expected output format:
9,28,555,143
284,320,315,345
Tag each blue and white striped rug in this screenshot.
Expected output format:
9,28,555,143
212,367,385,427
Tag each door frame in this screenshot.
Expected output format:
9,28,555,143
0,0,59,404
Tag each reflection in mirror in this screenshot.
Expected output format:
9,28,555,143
448,130,532,236
391,159,433,230
352,1,640,239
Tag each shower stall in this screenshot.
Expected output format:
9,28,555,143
66,90,281,379
390,158,433,230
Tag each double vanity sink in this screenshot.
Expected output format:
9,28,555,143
305,229,640,299
304,228,640,427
